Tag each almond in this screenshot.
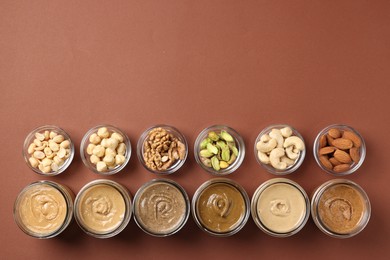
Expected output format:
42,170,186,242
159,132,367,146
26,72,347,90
319,134,327,148
319,155,333,170
342,130,362,148
349,147,360,163
334,149,352,164
329,157,341,166
326,134,334,147
319,146,336,155
333,164,351,173
332,138,353,150
328,128,341,139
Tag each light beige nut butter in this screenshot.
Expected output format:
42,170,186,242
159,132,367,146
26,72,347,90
311,179,371,238
134,179,189,236
14,181,74,238
193,178,250,236
74,180,132,238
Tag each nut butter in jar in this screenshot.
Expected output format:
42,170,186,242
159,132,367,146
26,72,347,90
251,178,310,237
133,179,190,236
192,178,250,236
14,181,74,238
74,180,132,238
311,179,371,238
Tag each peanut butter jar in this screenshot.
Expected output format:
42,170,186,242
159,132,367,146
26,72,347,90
74,180,132,238
192,178,250,236
14,180,74,238
311,179,371,238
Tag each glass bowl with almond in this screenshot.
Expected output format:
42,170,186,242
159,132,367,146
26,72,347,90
313,124,366,175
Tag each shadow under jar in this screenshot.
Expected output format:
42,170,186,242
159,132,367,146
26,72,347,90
313,124,366,176
133,179,190,237
137,125,188,175
23,125,75,176
254,124,305,175
311,179,371,238
192,178,250,236
14,180,74,238
74,179,132,238
80,124,131,175
194,125,245,176
251,178,310,237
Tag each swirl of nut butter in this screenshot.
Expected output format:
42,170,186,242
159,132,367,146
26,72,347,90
210,193,232,217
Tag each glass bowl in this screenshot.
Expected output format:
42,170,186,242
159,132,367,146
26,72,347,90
137,125,188,175
251,178,310,237
254,124,305,175
192,178,250,237
80,124,131,175
133,179,190,237
23,125,75,176
194,125,245,175
311,179,371,238
14,180,74,238
313,124,366,176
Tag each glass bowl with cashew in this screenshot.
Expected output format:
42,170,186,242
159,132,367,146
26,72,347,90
80,124,131,175
137,125,188,175
313,124,366,176
194,125,245,175
23,125,75,176
254,124,306,175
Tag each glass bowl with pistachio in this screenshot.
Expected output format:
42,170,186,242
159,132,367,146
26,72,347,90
137,125,188,175
194,125,245,175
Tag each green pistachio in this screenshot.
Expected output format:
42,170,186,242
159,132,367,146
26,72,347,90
221,147,230,162
200,149,213,158
211,156,220,171
230,145,239,156
216,140,227,150
207,143,218,155
219,161,229,169
227,153,237,164
200,138,211,149
208,131,220,141
220,131,234,142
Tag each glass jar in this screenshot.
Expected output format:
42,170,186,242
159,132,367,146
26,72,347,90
74,179,132,238
194,125,245,175
254,124,305,175
133,179,190,236
23,125,75,176
80,124,131,175
311,179,371,238
14,180,74,238
251,178,310,237
137,125,188,175
313,124,366,176
192,178,250,236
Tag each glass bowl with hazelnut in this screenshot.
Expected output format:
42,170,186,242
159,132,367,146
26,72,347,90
194,125,245,175
313,124,366,176
137,125,188,175
23,125,75,176
80,124,131,175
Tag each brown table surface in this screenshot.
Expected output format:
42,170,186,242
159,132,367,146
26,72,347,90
1,0,390,259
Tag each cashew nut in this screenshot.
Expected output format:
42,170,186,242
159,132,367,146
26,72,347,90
283,136,305,151
269,129,284,148
280,127,293,138
281,155,295,166
269,148,287,170
285,146,299,160
257,151,270,164
256,135,277,153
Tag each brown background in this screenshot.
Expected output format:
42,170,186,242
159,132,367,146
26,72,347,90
1,0,390,259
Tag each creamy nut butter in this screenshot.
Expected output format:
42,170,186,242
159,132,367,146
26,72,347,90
133,179,189,236
193,178,250,236
14,181,74,238
311,179,371,238
251,178,310,237
74,180,132,238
